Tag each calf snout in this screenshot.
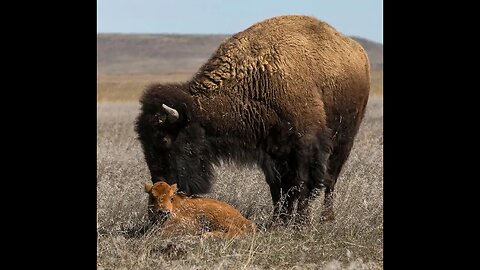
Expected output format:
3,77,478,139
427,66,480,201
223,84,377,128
157,209,171,220
147,207,170,223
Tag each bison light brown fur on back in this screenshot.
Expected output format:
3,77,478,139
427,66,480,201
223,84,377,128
145,181,257,239
135,15,370,224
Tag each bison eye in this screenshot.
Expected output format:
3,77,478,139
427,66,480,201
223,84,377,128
155,113,167,124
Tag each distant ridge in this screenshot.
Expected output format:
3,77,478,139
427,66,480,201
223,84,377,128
97,34,383,75
349,36,383,70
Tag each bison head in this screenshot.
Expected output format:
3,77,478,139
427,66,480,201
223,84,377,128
135,83,214,195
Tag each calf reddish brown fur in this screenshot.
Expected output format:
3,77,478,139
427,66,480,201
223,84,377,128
144,181,256,239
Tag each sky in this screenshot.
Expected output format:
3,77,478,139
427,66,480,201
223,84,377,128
97,0,383,43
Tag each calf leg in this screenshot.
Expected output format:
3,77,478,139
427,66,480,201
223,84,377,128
202,231,231,239
202,230,247,240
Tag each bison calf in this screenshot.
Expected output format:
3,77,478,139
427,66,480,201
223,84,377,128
145,181,257,239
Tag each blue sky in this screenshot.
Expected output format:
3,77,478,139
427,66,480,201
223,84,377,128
97,0,383,43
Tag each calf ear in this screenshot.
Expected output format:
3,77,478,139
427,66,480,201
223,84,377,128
171,183,178,193
144,182,153,193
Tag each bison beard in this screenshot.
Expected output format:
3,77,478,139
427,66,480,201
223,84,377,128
135,15,370,225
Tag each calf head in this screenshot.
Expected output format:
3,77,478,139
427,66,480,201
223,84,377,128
144,181,177,223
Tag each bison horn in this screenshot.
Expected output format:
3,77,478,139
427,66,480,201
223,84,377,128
162,104,179,122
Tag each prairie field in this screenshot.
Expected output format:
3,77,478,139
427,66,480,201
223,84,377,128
97,94,383,269
97,33,383,269
96,70,383,102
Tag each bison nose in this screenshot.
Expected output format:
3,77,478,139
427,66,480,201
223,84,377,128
151,176,167,183
162,137,172,148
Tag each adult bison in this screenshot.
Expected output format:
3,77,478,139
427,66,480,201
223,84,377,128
135,15,370,224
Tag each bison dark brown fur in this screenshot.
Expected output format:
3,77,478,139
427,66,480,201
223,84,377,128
135,15,370,224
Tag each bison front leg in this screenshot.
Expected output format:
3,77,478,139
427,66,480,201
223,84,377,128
262,157,281,227
264,157,315,226
274,163,301,225
320,187,335,221
294,185,314,225
261,159,292,227
274,160,308,225
287,163,314,226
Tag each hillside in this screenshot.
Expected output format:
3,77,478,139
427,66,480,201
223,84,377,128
97,34,383,75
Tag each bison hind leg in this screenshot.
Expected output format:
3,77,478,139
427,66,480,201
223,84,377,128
303,131,335,222
290,131,333,225
262,129,334,227
320,136,356,222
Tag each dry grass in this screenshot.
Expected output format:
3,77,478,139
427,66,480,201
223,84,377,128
97,95,383,269
97,70,383,102
370,70,383,96
96,73,192,102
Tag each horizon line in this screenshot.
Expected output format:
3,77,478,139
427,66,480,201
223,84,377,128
97,32,383,44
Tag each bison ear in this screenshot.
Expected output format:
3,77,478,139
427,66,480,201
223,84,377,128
144,182,153,193
180,102,191,123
